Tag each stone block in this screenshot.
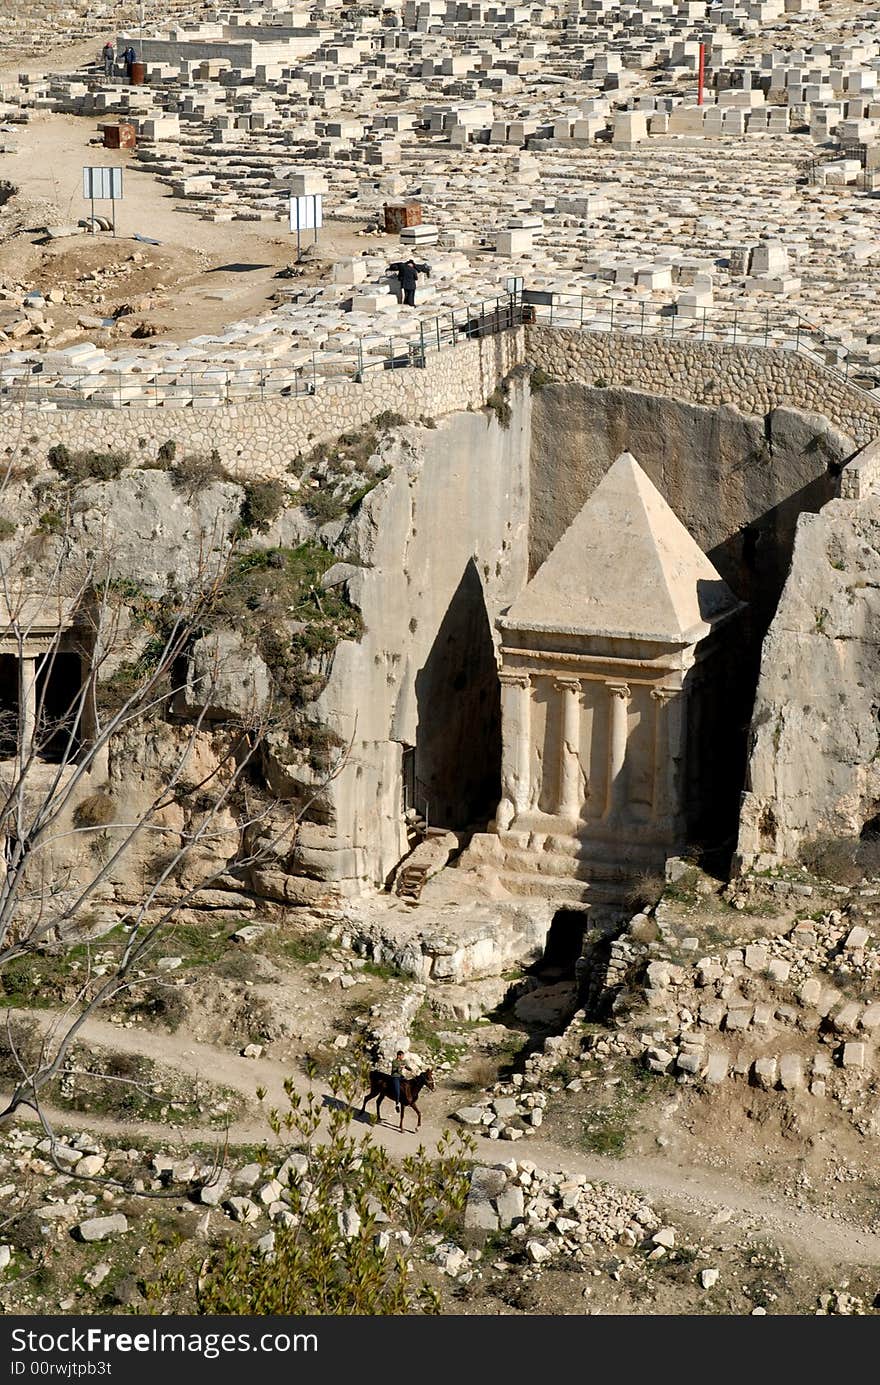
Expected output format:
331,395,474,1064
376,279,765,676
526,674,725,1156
766,958,791,984
778,1054,804,1090
844,925,870,950
832,1001,862,1033
860,1003,880,1032
744,944,769,971
842,1041,867,1069
753,1056,778,1090
705,1049,729,1084
676,1052,703,1075
724,1005,753,1031
75,1215,128,1243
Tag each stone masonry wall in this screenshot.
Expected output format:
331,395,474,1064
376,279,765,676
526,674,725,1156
527,326,880,447
0,329,525,480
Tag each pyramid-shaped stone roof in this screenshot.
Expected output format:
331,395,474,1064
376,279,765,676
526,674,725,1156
503,453,740,644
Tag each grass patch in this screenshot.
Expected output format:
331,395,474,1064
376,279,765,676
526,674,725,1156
56,1048,242,1126
272,927,331,966
581,1066,671,1158
214,541,363,701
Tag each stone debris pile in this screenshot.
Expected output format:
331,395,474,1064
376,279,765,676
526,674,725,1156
605,897,880,1104
464,1157,679,1270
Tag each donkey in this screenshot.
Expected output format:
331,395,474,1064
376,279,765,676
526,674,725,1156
361,1068,435,1132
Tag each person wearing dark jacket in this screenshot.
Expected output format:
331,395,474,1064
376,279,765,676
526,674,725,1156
122,45,136,82
388,259,430,307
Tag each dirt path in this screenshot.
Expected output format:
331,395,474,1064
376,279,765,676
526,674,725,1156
18,1008,880,1270
0,111,387,346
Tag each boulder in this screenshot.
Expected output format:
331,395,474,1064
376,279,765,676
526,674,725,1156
75,1214,128,1243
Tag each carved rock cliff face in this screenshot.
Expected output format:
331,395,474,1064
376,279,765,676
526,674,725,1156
737,494,880,869
307,382,532,894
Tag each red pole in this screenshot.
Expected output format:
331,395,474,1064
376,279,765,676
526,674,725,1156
697,42,705,106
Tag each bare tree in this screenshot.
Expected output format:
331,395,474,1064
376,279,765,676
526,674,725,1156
0,445,347,1146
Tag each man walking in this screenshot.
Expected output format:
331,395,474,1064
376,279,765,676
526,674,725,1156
387,258,430,307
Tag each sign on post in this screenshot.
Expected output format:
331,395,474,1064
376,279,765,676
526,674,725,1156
289,193,323,260
82,166,124,237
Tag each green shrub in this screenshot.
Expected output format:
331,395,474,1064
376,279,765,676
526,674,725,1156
37,510,63,534
373,409,407,429
0,516,16,540
157,439,177,466
485,385,511,428
528,366,555,392
303,486,349,523
239,480,286,534
172,450,227,492
145,1072,472,1315
48,446,128,483
73,792,118,829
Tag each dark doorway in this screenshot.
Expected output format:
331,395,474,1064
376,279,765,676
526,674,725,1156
0,655,18,758
414,560,501,831
540,909,588,975
36,652,83,763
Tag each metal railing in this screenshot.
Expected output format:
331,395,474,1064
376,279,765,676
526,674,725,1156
0,296,530,411
525,293,878,393
0,288,875,409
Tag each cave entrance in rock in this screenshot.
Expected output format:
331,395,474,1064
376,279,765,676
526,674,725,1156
539,909,588,977
37,652,85,763
0,655,18,758
413,559,502,833
0,650,86,764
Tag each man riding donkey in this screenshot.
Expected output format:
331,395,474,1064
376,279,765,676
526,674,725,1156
362,1050,435,1132
390,1049,407,1112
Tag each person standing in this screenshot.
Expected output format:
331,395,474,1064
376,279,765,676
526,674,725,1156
122,45,136,83
387,258,430,307
101,42,115,79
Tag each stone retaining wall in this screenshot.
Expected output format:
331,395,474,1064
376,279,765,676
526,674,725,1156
0,329,525,480
526,325,880,447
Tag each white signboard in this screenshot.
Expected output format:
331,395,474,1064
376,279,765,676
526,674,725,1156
289,193,323,232
83,167,124,201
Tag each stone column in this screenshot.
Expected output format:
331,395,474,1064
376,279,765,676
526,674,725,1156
604,681,630,821
554,676,582,820
650,687,676,830
18,655,37,762
496,671,531,830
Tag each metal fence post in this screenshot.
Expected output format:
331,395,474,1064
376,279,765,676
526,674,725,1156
609,298,614,333
312,352,317,391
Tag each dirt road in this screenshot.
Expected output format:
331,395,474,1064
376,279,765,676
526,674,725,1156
20,1007,880,1271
